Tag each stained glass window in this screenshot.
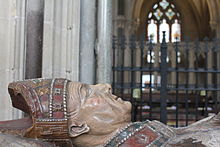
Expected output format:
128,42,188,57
148,12,152,18
160,19,169,42
177,13,180,17
148,20,157,43
147,0,181,43
166,8,175,20
159,0,169,9
172,20,181,42
153,4,158,9
154,9,163,20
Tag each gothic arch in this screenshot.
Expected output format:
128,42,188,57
132,0,214,40
206,0,220,37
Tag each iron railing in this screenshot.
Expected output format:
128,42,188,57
112,33,220,127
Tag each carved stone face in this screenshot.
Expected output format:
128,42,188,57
67,82,132,137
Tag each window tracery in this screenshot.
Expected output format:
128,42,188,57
147,0,181,43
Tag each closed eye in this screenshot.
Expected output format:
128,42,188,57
86,87,92,98
81,84,92,100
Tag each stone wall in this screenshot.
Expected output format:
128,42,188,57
0,0,112,120
0,0,25,120
0,0,82,121
42,0,81,81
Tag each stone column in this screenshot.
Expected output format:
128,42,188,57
96,0,113,84
79,0,96,84
25,0,44,79
189,48,195,85
207,0,220,102
0,0,25,120
42,0,81,81
11,0,26,120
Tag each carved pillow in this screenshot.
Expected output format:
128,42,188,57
8,78,70,140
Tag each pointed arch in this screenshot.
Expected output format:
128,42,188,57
146,0,181,42
132,0,213,40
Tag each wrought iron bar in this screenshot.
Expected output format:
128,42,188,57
113,67,220,73
204,37,209,117
129,35,136,121
119,35,126,101
112,35,117,94
195,40,200,121
112,34,220,126
148,37,153,120
185,40,190,126
213,39,218,114
160,31,168,124
139,35,145,121
174,39,179,127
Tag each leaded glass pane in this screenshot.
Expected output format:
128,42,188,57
154,9,163,20
148,12,152,18
177,13,180,17
159,19,169,43
153,4,158,9
166,8,175,20
172,20,181,42
159,0,169,10
148,20,157,43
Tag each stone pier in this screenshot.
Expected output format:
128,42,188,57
96,0,113,84
79,0,96,84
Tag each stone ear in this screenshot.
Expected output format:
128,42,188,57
69,123,90,137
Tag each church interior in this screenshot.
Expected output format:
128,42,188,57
112,0,220,126
0,0,219,128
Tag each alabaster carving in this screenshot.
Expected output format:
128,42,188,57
0,78,219,147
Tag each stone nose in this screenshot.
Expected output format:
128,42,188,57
93,83,112,94
101,84,112,93
97,83,112,93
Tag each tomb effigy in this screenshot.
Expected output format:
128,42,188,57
0,78,219,147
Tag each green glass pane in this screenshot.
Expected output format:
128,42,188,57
166,8,175,20
159,0,169,10
154,9,163,20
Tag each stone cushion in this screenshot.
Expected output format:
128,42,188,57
8,78,70,140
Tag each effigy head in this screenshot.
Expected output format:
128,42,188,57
67,82,131,137
7,78,131,140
